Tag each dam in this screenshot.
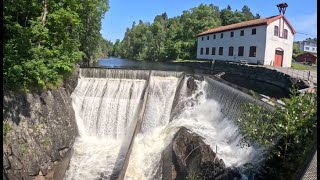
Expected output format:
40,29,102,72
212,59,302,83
64,68,271,179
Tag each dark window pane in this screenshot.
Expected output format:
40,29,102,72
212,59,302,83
274,26,279,36
230,32,234,37
213,34,216,39
252,28,256,35
283,29,288,39
238,46,244,56
240,30,244,36
207,36,209,40
229,47,233,56
249,46,256,57
206,48,209,55
212,47,216,55
200,48,203,55
221,33,223,38
202,37,204,41
219,47,223,55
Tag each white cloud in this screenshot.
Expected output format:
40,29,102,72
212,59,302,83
291,12,317,41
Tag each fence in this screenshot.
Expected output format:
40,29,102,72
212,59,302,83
266,67,317,84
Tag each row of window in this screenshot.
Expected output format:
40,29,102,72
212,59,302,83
305,47,317,51
201,28,256,41
200,46,257,57
274,26,288,39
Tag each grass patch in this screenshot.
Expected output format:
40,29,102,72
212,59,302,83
291,62,314,71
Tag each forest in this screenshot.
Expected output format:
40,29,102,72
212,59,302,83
112,4,260,61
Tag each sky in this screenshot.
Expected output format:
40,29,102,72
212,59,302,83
101,0,317,43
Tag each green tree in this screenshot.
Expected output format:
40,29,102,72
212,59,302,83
77,0,109,66
4,0,109,91
241,5,255,20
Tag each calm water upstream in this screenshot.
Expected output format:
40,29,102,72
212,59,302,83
95,57,196,73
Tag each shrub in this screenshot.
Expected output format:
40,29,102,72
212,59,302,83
237,88,317,178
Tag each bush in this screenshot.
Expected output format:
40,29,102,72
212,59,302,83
237,88,317,178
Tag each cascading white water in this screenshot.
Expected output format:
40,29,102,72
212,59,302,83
65,69,264,180
124,78,264,180
124,76,179,179
64,77,146,179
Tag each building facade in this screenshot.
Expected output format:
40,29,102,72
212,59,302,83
196,14,295,67
298,40,317,53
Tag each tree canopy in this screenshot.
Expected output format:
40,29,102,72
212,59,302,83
4,0,109,91
113,4,259,61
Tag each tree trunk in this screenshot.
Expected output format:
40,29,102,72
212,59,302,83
41,0,48,26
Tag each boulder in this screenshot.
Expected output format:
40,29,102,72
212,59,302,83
171,127,241,180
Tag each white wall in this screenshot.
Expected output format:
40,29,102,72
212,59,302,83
264,17,294,67
196,25,267,64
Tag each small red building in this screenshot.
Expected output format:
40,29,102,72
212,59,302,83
295,52,317,64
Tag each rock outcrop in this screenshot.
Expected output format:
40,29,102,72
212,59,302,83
171,127,241,180
3,70,79,180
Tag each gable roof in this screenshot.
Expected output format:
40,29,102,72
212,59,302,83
197,14,296,37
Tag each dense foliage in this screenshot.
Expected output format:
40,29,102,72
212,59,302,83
112,4,260,61
238,89,317,178
4,0,109,91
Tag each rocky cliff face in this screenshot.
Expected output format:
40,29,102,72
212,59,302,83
3,71,79,180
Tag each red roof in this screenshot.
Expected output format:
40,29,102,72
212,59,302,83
197,14,296,37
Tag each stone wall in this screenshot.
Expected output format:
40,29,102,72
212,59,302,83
3,70,79,180
169,61,308,98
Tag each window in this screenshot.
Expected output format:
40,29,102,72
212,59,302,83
305,47,310,50
228,47,234,56
219,47,223,55
207,36,209,40
206,48,209,55
212,47,216,55
220,33,223,38
238,46,244,56
312,48,315,51
240,30,244,36
249,46,256,57
213,34,216,39
200,48,203,55
252,28,256,35
230,32,234,37
201,37,204,41
283,29,288,39
274,26,279,36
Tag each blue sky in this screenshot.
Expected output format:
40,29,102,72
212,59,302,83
101,0,317,43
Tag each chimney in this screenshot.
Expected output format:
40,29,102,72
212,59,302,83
277,3,288,15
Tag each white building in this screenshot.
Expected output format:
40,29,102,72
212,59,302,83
298,40,317,54
196,14,295,67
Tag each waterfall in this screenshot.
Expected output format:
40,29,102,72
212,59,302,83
66,69,267,180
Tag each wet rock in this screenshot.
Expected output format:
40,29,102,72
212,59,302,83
171,127,242,180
